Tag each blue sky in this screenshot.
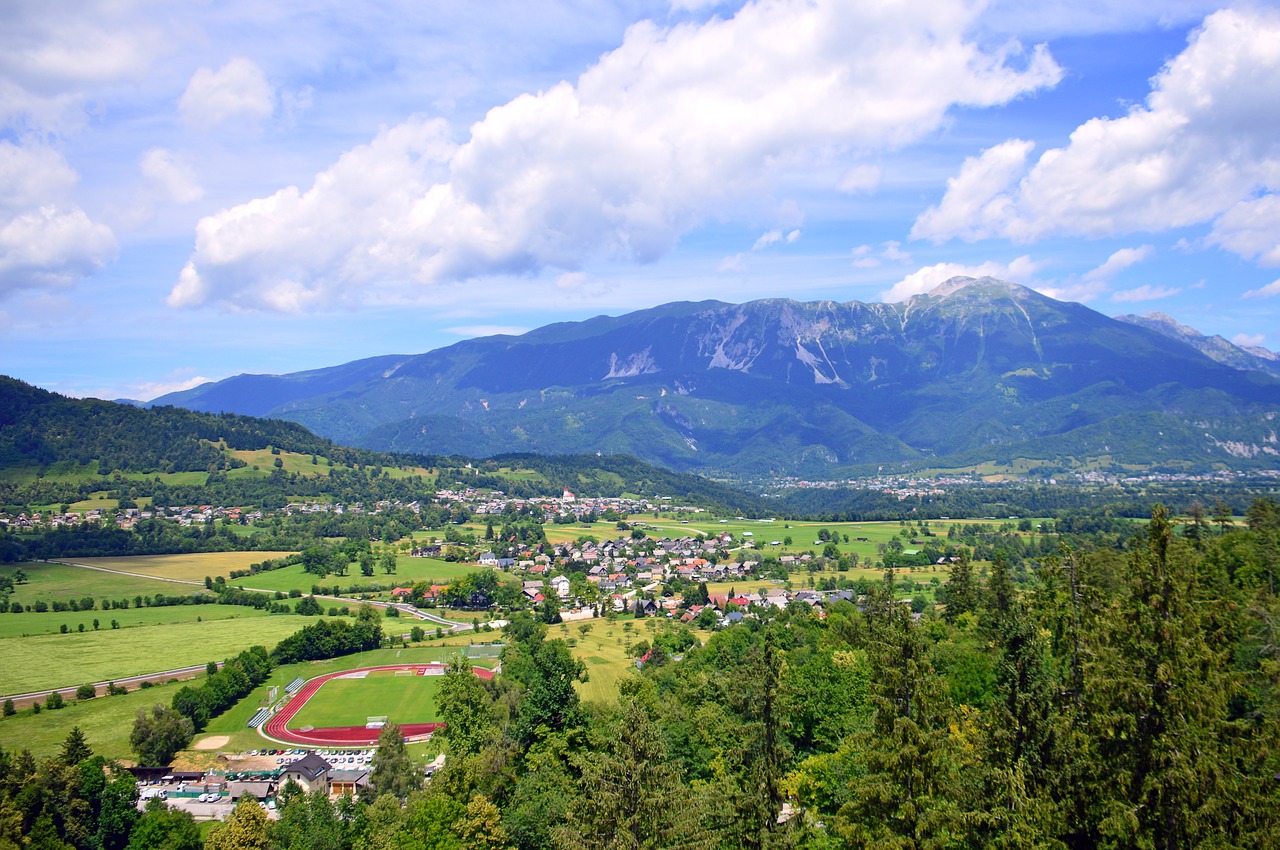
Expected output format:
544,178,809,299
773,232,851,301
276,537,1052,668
2,0,1279,400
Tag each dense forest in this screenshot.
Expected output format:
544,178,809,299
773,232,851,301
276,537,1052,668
4,502,1277,849
775,477,1280,521
413,503,1280,849
0,375,770,519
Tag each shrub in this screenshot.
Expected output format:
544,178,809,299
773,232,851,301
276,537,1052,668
76,684,96,701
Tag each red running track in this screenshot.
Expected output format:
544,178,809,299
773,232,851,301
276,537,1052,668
261,664,495,747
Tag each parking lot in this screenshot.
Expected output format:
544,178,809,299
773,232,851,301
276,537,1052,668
133,747,378,820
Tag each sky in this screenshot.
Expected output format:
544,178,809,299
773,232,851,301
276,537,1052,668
3,0,1280,400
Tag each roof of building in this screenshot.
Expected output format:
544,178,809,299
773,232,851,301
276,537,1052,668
283,752,329,781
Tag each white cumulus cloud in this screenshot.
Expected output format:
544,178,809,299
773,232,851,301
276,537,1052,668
912,8,1280,267
0,141,116,297
179,57,275,130
1232,332,1265,347
879,255,1040,302
753,229,784,250
911,138,1035,241
172,0,1061,311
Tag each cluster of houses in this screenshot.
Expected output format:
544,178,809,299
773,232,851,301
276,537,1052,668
0,496,434,534
437,485,704,524
476,532,758,599
397,528,874,627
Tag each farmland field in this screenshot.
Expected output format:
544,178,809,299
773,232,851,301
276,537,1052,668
0,601,285,638
2,561,197,604
0,675,191,763
229,556,510,595
72,552,298,583
0,613,353,696
288,671,444,729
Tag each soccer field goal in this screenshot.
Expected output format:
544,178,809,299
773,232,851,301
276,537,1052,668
464,643,505,659
394,669,413,677
366,716,388,729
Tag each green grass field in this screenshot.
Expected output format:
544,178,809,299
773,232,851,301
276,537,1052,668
0,601,285,638
0,675,191,763
555,617,653,703
0,635,496,762
289,671,444,729
194,641,501,755
0,613,352,696
2,561,195,605
230,556,509,596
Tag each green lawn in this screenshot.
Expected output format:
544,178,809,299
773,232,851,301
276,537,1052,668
0,601,283,638
230,556,502,595
2,561,197,605
195,641,499,755
288,672,444,728
0,675,192,763
0,614,352,696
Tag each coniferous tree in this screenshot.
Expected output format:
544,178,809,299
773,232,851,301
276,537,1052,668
555,690,713,850
835,580,973,846
942,552,980,622
59,727,92,767
1084,506,1238,848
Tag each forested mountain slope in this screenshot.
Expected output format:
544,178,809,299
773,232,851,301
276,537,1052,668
156,278,1280,478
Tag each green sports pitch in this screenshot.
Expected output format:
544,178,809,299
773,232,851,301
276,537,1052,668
287,671,444,729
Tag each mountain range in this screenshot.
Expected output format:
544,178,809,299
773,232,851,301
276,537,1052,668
154,277,1280,479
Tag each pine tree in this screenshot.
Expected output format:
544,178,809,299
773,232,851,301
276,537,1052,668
942,552,980,622
835,581,972,846
555,695,713,850
1084,506,1238,848
59,727,93,766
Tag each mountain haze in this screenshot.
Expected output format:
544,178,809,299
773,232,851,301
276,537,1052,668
156,278,1280,478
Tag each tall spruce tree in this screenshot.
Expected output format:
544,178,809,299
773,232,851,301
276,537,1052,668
1084,506,1236,848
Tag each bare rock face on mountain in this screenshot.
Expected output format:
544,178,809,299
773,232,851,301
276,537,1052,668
155,278,1280,478
1114,311,1280,378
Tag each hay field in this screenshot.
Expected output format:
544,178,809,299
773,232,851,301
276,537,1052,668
2,561,187,604
72,552,297,583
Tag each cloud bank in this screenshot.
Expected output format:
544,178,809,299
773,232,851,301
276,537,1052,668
911,7,1280,267
0,141,116,296
172,0,1061,311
